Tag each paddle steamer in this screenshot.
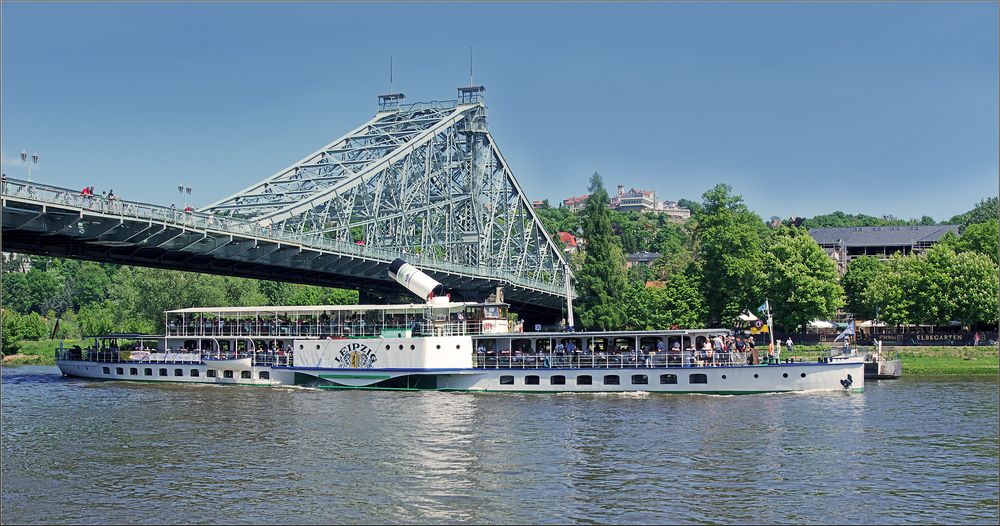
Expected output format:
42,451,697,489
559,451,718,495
56,260,864,393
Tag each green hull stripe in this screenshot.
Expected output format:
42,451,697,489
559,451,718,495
315,385,863,395
318,374,392,380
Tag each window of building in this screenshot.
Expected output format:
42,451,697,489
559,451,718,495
241,371,251,379
500,375,514,385
159,368,168,377
631,374,648,385
550,375,566,385
224,370,234,379
144,368,152,376
660,374,677,384
190,369,200,377
129,368,138,376
577,375,592,385
689,373,708,384
259,371,270,380
604,375,620,385
525,375,540,385
207,370,217,378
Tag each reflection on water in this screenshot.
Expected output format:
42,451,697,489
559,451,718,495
2,367,997,524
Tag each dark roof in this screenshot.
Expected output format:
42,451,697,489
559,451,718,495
808,225,960,247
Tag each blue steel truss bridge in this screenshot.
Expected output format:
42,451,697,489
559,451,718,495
1,87,572,318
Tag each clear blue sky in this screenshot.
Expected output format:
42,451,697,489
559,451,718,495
2,2,997,221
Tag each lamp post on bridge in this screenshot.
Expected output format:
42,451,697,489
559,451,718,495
178,184,192,209
20,151,38,182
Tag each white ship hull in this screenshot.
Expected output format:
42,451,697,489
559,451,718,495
57,358,865,394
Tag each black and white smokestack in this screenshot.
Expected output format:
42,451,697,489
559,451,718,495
388,258,446,303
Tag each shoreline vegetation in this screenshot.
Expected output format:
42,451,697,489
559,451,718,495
5,339,996,377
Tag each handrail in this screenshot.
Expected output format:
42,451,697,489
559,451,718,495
2,177,565,295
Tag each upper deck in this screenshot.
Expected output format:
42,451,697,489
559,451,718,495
163,301,512,338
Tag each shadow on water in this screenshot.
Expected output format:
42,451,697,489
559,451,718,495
2,366,997,524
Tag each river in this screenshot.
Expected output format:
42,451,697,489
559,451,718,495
1,366,997,524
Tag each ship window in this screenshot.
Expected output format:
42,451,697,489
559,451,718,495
259,371,270,380
174,369,183,377
190,369,200,377
399,345,404,350
801,373,806,378
576,375,592,385
299,345,303,350
631,374,648,385
436,345,440,349
660,374,677,384
130,368,138,375
550,375,566,385
386,345,390,350
224,370,234,378
783,373,789,378
116,367,124,375
144,368,152,376
525,375,540,385
689,373,708,384
159,368,168,377
721,375,727,380
500,375,514,385
604,375,620,385
207,370,217,378
241,371,251,379
754,374,759,379
102,367,110,375
410,345,415,350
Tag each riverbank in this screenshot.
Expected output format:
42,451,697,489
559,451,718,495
785,344,998,376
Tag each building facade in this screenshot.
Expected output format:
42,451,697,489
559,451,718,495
809,225,961,273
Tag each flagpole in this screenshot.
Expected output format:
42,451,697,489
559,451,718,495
766,300,776,361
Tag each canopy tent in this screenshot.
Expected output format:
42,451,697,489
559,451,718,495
807,320,836,329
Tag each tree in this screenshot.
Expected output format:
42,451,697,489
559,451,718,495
1,309,25,355
575,185,628,330
949,196,999,226
71,262,112,309
951,219,999,265
841,256,883,320
692,184,768,326
78,301,118,336
949,251,999,327
587,171,606,194
864,246,956,326
622,268,705,330
761,228,843,331
1,269,64,314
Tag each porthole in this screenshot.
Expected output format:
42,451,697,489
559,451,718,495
316,345,320,350
299,345,303,350
721,375,727,380
782,373,789,378
436,345,441,349
399,345,404,350
386,345,390,350
457,345,461,349
754,374,759,379
410,345,415,350
800,373,806,378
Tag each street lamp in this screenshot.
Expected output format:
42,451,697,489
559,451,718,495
178,184,192,208
20,150,38,182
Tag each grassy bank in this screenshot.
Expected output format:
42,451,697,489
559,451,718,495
784,344,999,376
2,339,82,366
5,340,998,377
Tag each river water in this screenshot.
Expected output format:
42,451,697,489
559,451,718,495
1,366,997,524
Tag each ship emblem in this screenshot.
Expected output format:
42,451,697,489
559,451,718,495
336,342,378,369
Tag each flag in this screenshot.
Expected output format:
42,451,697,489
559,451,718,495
757,300,769,314
833,320,856,342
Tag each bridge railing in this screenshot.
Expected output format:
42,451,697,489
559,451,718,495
2,177,565,296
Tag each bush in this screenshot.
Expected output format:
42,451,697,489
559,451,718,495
21,312,50,340
1,309,25,355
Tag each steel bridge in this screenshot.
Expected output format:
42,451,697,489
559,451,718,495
1,87,571,318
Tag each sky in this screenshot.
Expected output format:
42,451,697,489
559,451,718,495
2,1,997,222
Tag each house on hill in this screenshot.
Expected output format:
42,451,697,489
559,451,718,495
809,224,961,273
